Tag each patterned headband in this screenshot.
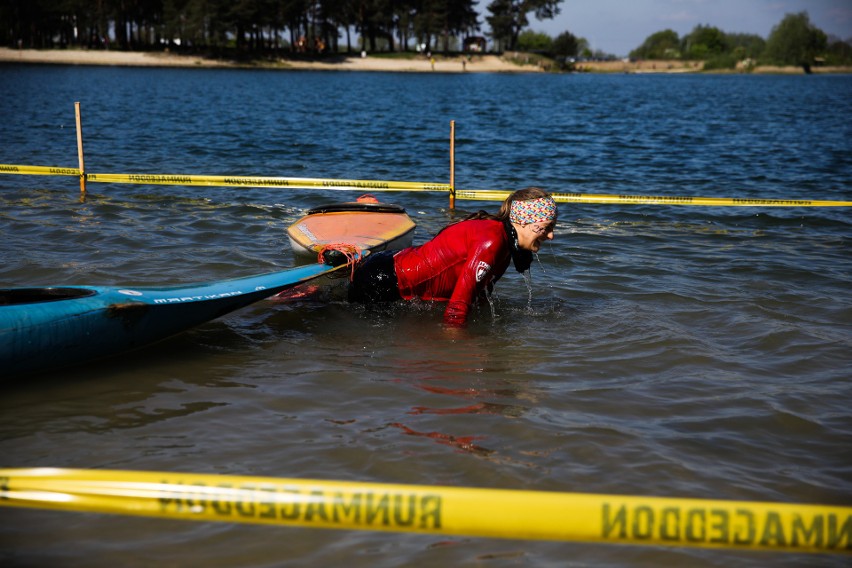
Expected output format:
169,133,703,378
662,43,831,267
509,197,558,225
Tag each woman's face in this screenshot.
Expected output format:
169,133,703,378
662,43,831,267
514,220,555,252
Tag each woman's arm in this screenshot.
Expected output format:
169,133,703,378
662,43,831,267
443,238,503,327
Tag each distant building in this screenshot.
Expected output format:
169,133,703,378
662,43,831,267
463,36,487,53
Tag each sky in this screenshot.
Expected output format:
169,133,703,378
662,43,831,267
526,0,852,57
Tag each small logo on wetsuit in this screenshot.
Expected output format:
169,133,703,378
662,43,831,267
475,261,491,282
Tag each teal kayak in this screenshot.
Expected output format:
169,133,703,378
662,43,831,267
0,262,341,377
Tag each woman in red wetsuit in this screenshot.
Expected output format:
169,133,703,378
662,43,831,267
349,187,558,326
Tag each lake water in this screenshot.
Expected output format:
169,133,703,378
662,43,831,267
0,64,850,567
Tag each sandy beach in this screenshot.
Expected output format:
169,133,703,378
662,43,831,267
1,47,848,74
0,47,542,73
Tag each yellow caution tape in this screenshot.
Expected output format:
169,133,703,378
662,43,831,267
84,172,451,192
0,165,450,192
456,190,852,207
3,164,849,206
1,468,849,553
0,164,81,176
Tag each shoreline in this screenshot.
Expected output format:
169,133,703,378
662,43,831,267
0,47,541,73
1,47,849,74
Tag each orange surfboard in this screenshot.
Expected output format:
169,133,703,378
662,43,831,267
287,196,416,262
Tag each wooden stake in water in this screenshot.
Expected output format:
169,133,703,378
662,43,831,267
75,102,86,197
449,120,456,210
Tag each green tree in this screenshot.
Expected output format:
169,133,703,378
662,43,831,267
417,0,480,53
764,11,827,71
486,0,562,51
485,0,513,50
825,38,852,65
725,32,766,60
516,29,551,52
551,29,578,58
576,37,591,58
682,24,727,59
1,0,489,54
443,0,481,52
630,29,680,59
323,0,359,53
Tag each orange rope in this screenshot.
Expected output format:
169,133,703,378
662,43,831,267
316,243,363,280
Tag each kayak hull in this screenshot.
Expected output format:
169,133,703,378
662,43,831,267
0,263,340,377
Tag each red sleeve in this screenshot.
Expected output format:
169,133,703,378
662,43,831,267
443,234,505,327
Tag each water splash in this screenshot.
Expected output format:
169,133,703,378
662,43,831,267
521,270,533,310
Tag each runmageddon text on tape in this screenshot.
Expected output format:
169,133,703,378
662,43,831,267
455,189,852,207
0,165,449,192
0,468,848,553
2,164,850,206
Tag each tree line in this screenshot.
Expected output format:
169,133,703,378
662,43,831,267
1,0,563,54
514,12,851,71
628,12,852,70
4,2,848,71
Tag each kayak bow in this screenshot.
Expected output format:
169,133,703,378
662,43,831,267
0,263,341,377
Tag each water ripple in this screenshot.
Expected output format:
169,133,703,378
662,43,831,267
1,67,850,567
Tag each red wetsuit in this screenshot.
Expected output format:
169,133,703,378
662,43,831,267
393,219,512,326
